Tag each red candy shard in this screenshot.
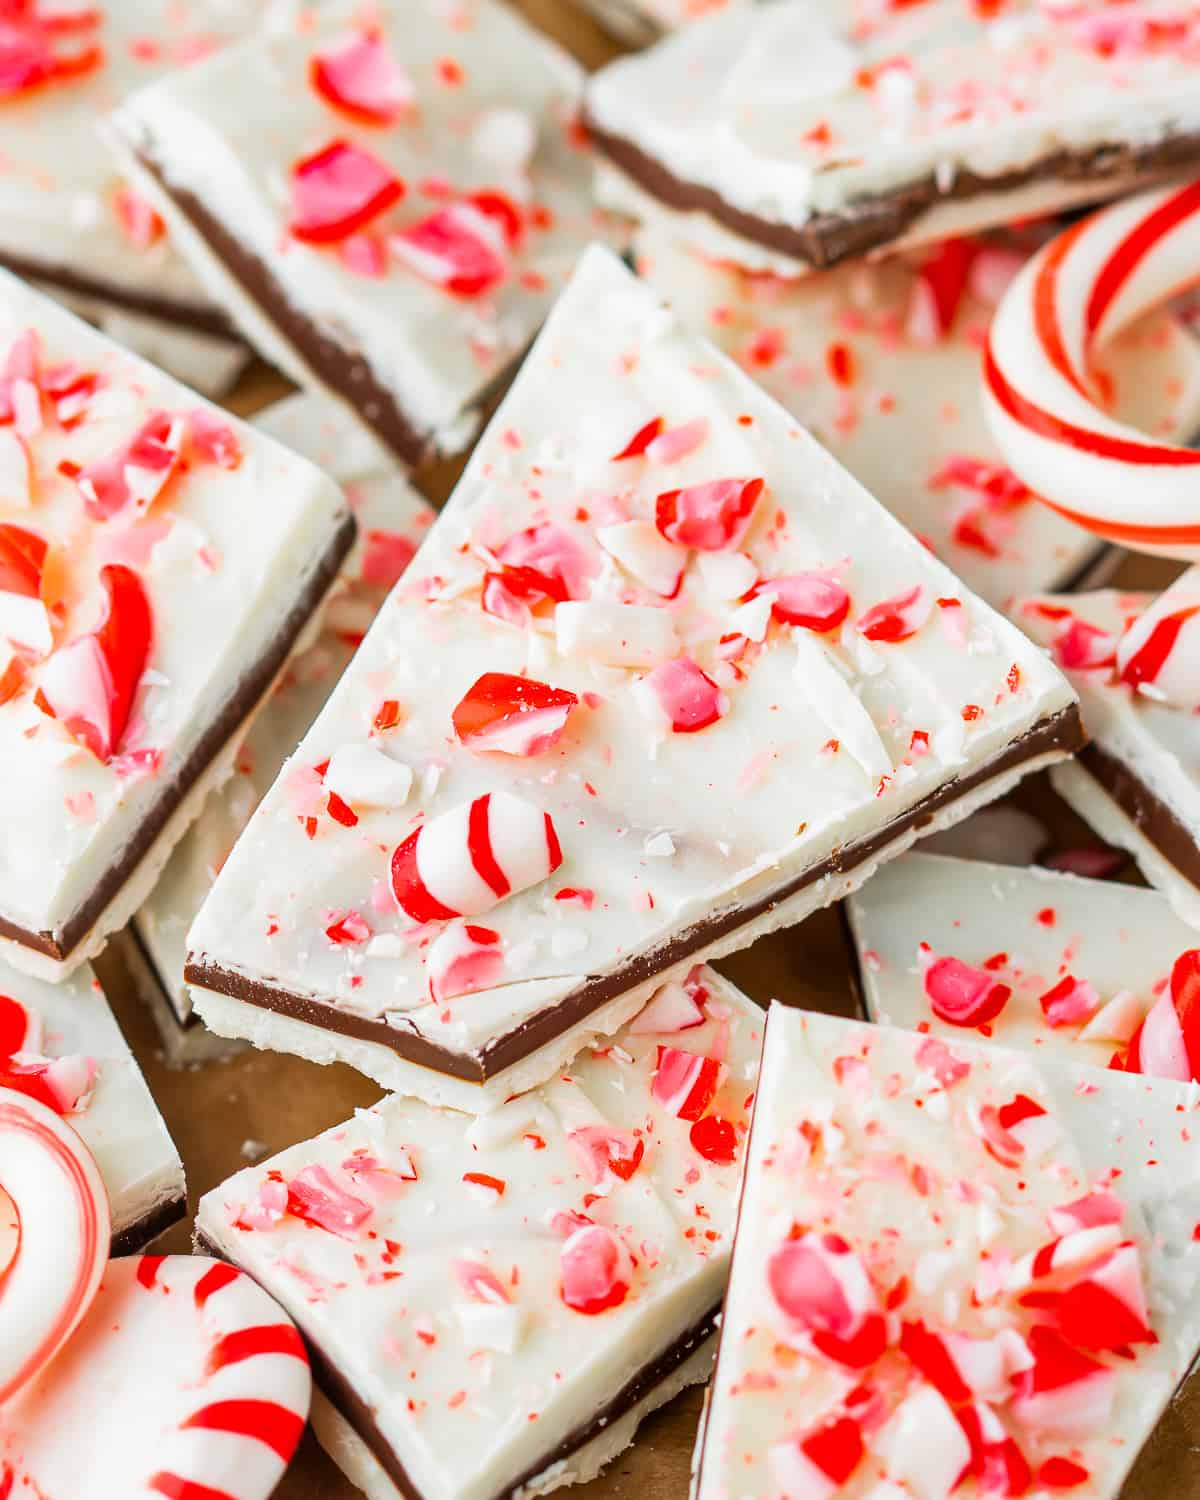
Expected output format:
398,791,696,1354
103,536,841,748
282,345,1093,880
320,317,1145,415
481,564,565,625
1118,606,1199,691
76,411,184,520
922,952,1012,1028
559,1223,632,1315
757,571,850,633
900,1319,972,1405
310,28,411,124
954,1402,1032,1498
361,529,417,590
978,1104,1027,1169
655,477,764,551
651,1045,720,1121
289,139,404,245
688,1113,737,1165
496,523,596,602
929,455,1030,508
767,1231,876,1343
0,993,28,1055
1010,1326,1116,1436
285,1164,373,1238
0,2,102,101
1053,617,1117,671
1038,1457,1090,1490
38,564,151,762
1057,1243,1153,1351
1039,975,1101,1028
612,416,663,461
642,655,727,734
857,583,932,643
390,195,520,297
567,1124,645,1184
186,408,242,470
0,522,46,598
908,237,979,342
774,1415,864,1494
452,672,578,756
1172,947,1200,1080
810,1312,889,1369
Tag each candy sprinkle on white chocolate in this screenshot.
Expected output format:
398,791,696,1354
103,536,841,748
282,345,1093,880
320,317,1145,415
585,0,1200,275
635,227,1200,611
196,969,763,1500
132,394,433,1043
0,956,183,1251
1019,589,1200,933
847,851,1200,1080
0,272,352,981
694,1003,1200,1500
112,0,619,466
184,245,1078,1110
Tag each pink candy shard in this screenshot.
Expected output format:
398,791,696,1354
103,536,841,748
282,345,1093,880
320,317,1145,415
0,2,103,102
921,950,1012,1029
857,583,932,644
757,571,850,634
113,186,164,251
0,522,49,652
361,529,418,590
426,923,503,1002
1053,617,1117,671
453,1259,510,1304
611,415,663,461
289,139,404,245
651,1045,720,1120
644,417,709,465
929,455,1031,509
496,522,596,602
906,238,978,345
655,477,764,551
767,1231,877,1346
38,564,151,763
1039,975,1101,1029
566,1125,645,1185
309,28,412,124
558,1222,632,1315
285,1164,373,1239
1057,1242,1153,1351
1126,948,1200,1082
390,193,521,298
642,656,727,734
76,411,184,521
451,672,579,756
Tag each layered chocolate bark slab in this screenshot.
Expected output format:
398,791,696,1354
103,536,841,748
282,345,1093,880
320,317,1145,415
111,0,618,466
131,394,432,1061
196,969,762,1500
184,245,1079,1108
585,1,1200,276
0,957,184,1253
636,226,1200,611
1019,587,1200,932
0,271,352,980
0,0,257,388
846,850,1200,1077
694,1003,1200,1500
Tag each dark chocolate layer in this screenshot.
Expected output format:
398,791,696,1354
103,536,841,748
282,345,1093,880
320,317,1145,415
111,1189,187,1258
0,512,357,965
1075,742,1200,890
585,117,1200,271
0,248,240,342
196,1226,716,1500
186,702,1086,1084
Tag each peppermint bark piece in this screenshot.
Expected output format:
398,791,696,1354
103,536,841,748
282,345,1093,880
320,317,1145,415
846,850,1200,1079
585,1,1200,276
1019,587,1200,931
694,1003,1200,1500
0,272,352,980
0,0,255,389
185,245,1079,1110
128,395,433,1063
0,958,184,1252
636,227,1200,610
196,970,763,1500
112,0,614,466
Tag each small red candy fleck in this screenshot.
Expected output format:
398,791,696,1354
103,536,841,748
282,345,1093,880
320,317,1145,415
373,698,403,732
1038,1458,1090,1490
289,139,405,245
688,1114,737,1165
826,342,856,388
462,1171,505,1196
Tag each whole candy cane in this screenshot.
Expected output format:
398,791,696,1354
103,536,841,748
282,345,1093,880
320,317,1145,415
983,179,1200,559
0,1086,110,1404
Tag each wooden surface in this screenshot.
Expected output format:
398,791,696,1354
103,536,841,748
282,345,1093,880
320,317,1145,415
95,3,1200,1495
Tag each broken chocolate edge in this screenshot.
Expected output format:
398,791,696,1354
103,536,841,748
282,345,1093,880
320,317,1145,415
111,1188,188,1258
195,1227,718,1500
584,116,1200,271
184,702,1086,1086
1075,742,1200,892
0,510,358,964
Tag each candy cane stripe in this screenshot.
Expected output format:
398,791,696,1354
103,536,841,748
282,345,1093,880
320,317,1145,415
138,1255,167,1289
1033,218,1091,397
193,1261,239,1307
1086,179,1200,339
467,792,511,899
150,1474,239,1500
207,1324,307,1373
182,1399,307,1461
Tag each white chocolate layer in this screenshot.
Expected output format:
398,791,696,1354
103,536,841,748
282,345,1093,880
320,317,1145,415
586,1,1200,269
635,227,1200,611
185,245,1075,1102
113,0,620,460
0,957,183,1247
1020,590,1200,932
197,970,762,1500
0,272,350,976
696,1003,1200,1500
134,394,432,1028
846,851,1200,1073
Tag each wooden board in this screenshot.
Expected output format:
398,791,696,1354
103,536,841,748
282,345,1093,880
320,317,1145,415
93,3,1200,1494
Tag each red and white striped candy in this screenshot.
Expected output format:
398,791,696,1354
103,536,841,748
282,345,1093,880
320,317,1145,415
1009,1326,1116,1437
1114,568,1200,710
920,946,1012,1029
767,1230,882,1365
0,1255,311,1500
558,1222,633,1315
983,179,1200,559
652,1045,721,1121
0,522,50,654
390,791,563,924
1126,947,1200,1082
0,1088,109,1405
426,922,504,1002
